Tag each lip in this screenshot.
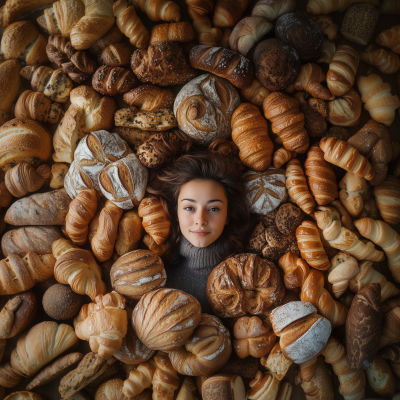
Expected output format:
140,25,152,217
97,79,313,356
191,231,211,236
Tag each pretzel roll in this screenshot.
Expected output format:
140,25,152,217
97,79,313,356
0,118,52,171
132,288,202,351
110,249,166,300
207,253,285,318
169,314,232,376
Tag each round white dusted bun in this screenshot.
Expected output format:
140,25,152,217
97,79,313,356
271,301,332,364
173,74,240,145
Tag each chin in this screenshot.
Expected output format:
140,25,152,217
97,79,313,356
187,235,216,248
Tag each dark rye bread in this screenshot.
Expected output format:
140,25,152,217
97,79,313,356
275,203,304,235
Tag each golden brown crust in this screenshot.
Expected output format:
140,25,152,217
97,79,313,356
115,210,143,256
98,42,131,66
213,0,251,28
123,85,174,111
0,60,22,126
92,65,136,96
150,22,196,44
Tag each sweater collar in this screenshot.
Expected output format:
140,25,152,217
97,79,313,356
178,235,225,272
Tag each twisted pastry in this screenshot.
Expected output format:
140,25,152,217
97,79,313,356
354,218,400,284
240,78,270,107
294,63,334,101
313,206,384,262
360,45,400,75
47,35,97,83
52,238,107,300
328,251,359,298
153,351,180,400
132,0,181,22
185,0,222,46
92,65,136,96
0,252,55,295
65,189,98,246
296,220,330,270
123,85,174,111
301,268,348,328
319,137,374,180
231,103,273,171
5,163,51,198
113,0,150,49
327,44,359,97
123,362,155,398
247,370,280,400
14,90,63,124
272,148,296,169
20,66,73,103
305,143,338,206
278,252,309,290
263,92,309,154
286,159,315,215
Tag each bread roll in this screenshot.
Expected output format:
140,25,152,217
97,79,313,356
124,85,174,111
115,210,143,256
202,375,246,400
247,370,280,400
0,60,22,126
97,42,131,66
207,253,285,318
239,78,270,107
110,249,166,300
150,21,196,45
132,288,202,351
279,252,309,290
92,65,136,96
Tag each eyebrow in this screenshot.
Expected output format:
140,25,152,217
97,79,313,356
181,199,223,203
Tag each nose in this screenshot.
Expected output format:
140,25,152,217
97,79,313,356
195,208,208,226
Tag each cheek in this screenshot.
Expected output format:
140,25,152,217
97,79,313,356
177,208,190,228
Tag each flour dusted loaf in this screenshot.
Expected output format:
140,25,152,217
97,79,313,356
207,253,285,318
99,153,148,209
270,301,331,363
202,375,246,400
110,249,166,300
243,167,287,215
174,74,240,145
64,130,132,199
132,288,202,351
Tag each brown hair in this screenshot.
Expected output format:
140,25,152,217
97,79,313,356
147,150,252,264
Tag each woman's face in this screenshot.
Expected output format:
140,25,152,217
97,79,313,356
177,179,228,248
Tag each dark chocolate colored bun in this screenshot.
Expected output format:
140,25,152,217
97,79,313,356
275,203,304,235
42,284,85,320
253,39,301,91
275,13,323,62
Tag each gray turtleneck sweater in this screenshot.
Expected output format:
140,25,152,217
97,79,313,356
165,236,225,314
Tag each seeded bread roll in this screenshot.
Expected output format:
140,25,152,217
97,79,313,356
275,203,304,235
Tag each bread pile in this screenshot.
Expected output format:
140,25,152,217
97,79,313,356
0,0,399,399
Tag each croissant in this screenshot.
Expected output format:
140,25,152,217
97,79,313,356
20,66,73,104
296,220,330,270
378,307,400,350
272,148,296,169
231,103,273,172
376,25,400,54
285,159,315,215
74,292,127,358
313,206,384,262
327,88,362,127
138,197,171,245
263,92,309,154
132,0,181,22
97,42,131,66
52,238,107,300
294,63,334,101
92,65,136,96
150,22,196,45
213,0,251,28
0,252,55,295
91,200,123,262
338,172,369,217
326,44,359,97
301,268,348,329
278,252,309,290
354,218,400,284
5,163,51,198
14,90,63,124
115,210,143,256
70,0,115,50
360,45,400,75
306,0,379,14
304,143,337,206
65,189,98,246
319,137,374,181
143,234,169,256
36,0,85,37
240,78,270,107
123,85,174,111
358,74,400,127
328,251,360,298
123,361,155,398
152,351,180,400
317,38,336,64
228,16,274,56
247,371,280,400
113,0,150,49
373,175,400,225
185,0,222,46
251,0,296,20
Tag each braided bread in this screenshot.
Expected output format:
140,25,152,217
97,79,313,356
152,351,180,400
278,252,310,290
123,362,155,398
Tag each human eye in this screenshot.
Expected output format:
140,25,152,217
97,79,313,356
209,207,219,212
184,206,194,211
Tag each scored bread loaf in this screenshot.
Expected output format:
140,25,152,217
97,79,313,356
132,288,202,351
97,42,131,66
270,301,331,364
92,65,136,96
110,249,166,300
5,189,72,226
189,45,254,89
